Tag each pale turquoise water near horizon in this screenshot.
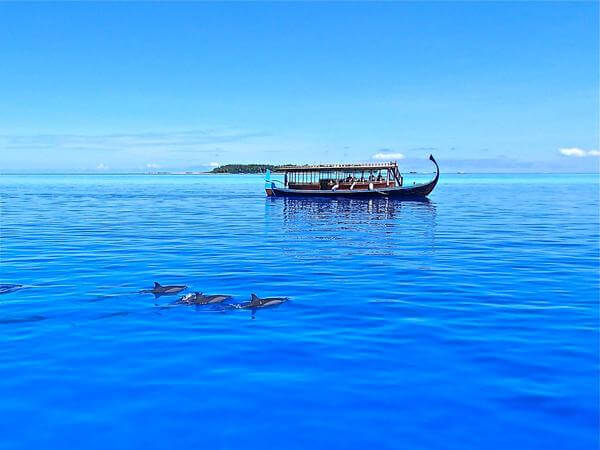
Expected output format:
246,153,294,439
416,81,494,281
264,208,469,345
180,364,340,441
0,173,598,450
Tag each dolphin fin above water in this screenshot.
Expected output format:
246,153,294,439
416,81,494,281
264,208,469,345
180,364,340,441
140,282,187,297
243,293,288,309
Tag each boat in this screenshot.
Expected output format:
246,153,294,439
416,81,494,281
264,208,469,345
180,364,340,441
264,155,439,198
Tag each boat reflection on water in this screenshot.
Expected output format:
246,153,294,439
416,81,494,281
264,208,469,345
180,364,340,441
281,196,435,219
264,197,437,260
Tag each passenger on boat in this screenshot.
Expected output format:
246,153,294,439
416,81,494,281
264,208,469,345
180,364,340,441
377,174,383,181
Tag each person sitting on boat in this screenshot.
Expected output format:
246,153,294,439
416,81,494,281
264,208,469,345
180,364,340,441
376,173,383,181
368,173,375,182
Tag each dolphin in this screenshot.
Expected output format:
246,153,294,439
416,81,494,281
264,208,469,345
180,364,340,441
179,292,232,305
240,293,289,310
141,282,187,297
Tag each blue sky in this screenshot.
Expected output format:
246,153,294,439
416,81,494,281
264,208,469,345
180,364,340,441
0,2,598,172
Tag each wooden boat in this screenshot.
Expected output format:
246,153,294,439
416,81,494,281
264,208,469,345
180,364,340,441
265,155,439,198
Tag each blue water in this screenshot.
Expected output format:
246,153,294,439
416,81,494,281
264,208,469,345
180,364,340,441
1,173,598,449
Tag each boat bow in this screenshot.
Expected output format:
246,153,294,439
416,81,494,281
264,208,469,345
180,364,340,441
415,154,440,196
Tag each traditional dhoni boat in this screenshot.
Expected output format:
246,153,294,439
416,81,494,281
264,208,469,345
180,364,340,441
265,155,439,198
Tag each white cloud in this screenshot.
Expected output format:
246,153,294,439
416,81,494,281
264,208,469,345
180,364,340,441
209,162,220,167
559,147,599,157
559,148,586,157
96,162,109,170
146,162,161,169
372,152,405,160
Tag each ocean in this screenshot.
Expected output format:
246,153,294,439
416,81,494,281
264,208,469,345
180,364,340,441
0,173,598,449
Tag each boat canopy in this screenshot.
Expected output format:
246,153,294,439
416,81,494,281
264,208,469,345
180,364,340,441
275,161,398,173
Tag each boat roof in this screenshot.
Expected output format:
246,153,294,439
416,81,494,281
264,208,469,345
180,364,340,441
275,161,398,173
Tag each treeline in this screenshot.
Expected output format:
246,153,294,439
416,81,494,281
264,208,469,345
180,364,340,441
210,164,281,174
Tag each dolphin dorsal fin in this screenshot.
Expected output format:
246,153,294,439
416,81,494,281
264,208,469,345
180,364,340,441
251,293,259,301
154,282,162,288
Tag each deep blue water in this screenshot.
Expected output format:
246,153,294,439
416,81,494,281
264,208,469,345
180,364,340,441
1,173,598,450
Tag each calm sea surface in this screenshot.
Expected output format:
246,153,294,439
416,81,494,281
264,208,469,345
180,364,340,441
0,173,598,450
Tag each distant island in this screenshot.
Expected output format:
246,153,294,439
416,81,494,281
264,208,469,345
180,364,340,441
210,164,280,174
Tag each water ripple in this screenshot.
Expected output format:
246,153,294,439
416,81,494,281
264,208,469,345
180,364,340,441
0,174,598,450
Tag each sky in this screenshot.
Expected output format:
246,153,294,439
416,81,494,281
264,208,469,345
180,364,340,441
0,2,598,173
